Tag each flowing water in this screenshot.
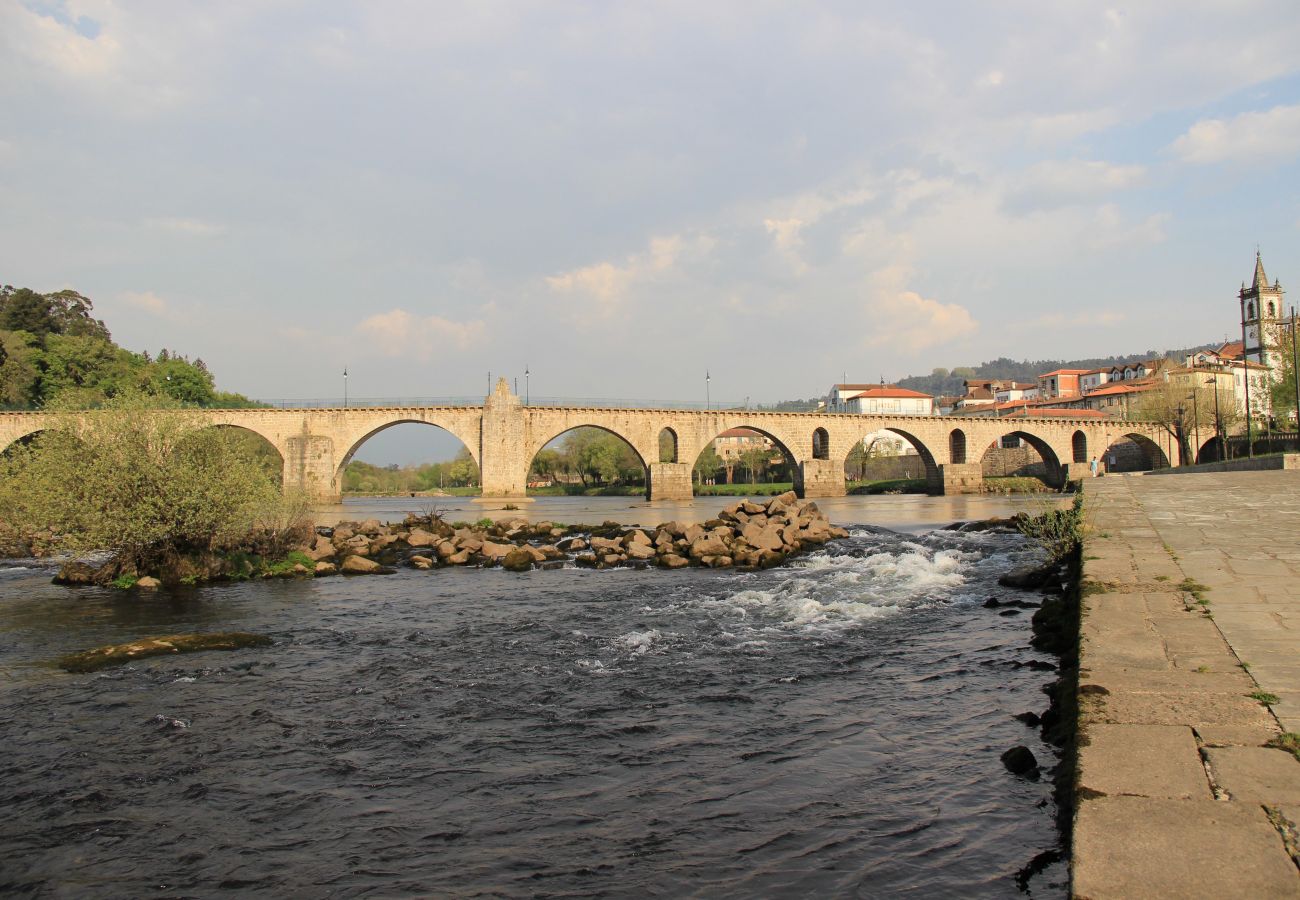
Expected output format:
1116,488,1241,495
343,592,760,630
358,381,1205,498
0,497,1067,898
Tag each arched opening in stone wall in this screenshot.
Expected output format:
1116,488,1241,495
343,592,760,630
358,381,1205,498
192,425,285,489
528,425,648,496
949,429,967,464
1072,430,1088,464
658,427,679,463
1196,435,1226,465
812,427,830,460
978,431,1062,487
840,427,936,491
339,421,480,497
693,426,796,492
1102,434,1171,473
0,429,48,460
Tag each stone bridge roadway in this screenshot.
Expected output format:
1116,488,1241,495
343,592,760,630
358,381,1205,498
0,380,1174,501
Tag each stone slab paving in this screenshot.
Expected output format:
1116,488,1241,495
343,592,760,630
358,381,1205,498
1073,472,1300,898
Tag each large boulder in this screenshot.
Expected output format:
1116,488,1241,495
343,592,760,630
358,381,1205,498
658,553,689,569
741,521,785,552
357,518,384,535
625,543,657,560
478,540,514,561
502,548,534,572
406,528,438,548
689,535,731,559
766,491,798,514
409,555,433,570
590,536,623,552
341,555,384,574
306,536,337,562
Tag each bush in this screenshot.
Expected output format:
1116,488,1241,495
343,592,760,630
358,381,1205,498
0,392,307,575
1017,494,1084,561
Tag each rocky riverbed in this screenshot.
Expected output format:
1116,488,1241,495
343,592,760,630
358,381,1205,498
307,491,848,576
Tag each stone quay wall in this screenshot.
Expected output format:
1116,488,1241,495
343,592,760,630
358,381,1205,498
1070,472,1300,897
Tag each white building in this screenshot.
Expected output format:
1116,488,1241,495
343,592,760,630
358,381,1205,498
841,386,935,415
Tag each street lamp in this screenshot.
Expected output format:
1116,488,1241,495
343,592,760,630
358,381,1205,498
1187,392,1201,464
343,367,348,408
525,366,530,406
706,371,711,410
1207,376,1223,461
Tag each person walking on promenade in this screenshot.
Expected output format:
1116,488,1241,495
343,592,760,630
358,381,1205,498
1090,456,1099,477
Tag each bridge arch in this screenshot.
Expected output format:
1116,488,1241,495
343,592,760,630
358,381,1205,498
1196,435,1226,465
528,424,650,494
1104,433,1171,472
693,424,797,489
658,427,679,463
336,419,482,493
978,429,1064,486
1072,430,1088,463
812,427,830,460
876,426,939,487
192,424,285,486
949,428,967,464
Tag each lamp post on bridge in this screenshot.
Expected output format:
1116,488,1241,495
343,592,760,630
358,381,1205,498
525,366,530,406
706,371,711,410
343,367,348,409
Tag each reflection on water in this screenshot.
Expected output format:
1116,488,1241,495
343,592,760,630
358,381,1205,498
313,492,1065,533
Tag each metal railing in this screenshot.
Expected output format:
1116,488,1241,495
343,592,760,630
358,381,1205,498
224,396,751,411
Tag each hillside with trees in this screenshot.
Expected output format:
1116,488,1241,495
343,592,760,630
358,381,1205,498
0,284,256,409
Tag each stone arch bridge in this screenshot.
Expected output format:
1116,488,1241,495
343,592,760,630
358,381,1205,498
0,380,1173,501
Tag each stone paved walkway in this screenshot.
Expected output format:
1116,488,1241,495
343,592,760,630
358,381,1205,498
1073,471,1300,898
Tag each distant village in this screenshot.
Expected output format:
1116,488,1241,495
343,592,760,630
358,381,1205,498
712,253,1295,479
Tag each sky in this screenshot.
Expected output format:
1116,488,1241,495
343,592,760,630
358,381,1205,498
3,1,1300,464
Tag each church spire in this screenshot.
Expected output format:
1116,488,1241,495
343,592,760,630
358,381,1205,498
1252,251,1268,291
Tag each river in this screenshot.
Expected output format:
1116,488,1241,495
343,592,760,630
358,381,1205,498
0,495,1067,897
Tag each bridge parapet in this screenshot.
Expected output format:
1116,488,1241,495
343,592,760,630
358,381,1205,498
0,394,1173,503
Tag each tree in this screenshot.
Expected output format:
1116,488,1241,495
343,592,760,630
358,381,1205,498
0,393,304,576
1131,381,1221,464
693,444,721,484
1268,318,1300,429
739,446,770,483
0,330,43,407
0,286,110,341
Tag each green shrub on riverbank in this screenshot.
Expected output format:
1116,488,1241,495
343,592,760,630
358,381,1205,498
0,392,309,579
1017,494,1085,562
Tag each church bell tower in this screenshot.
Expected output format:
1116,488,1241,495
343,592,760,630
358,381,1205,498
1240,251,1285,368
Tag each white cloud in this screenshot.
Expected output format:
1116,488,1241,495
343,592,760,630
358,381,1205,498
1004,159,1146,211
145,217,226,237
358,309,486,359
545,234,712,308
865,265,977,351
122,290,170,315
1168,104,1300,165
763,217,807,273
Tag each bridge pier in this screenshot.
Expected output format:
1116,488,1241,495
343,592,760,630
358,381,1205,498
480,378,528,499
797,459,846,498
648,462,693,501
283,434,339,501
932,463,983,495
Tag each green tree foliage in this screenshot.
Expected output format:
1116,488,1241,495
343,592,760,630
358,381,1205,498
693,444,722,483
0,393,305,572
0,286,110,341
0,285,253,410
1268,320,1300,428
342,448,480,494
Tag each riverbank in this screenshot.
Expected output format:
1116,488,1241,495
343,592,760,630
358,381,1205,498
1071,471,1300,896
